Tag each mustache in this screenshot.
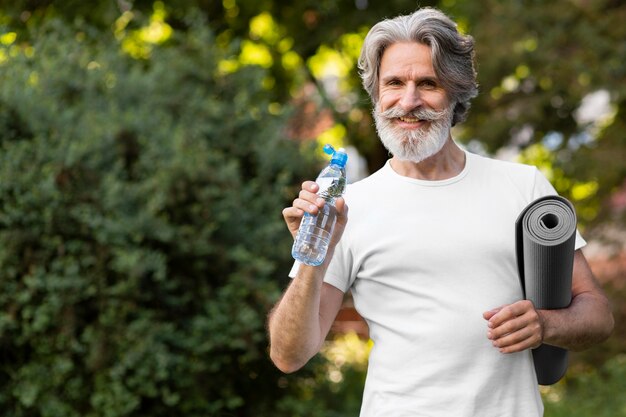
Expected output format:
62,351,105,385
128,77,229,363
379,106,450,121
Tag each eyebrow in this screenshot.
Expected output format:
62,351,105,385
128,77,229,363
380,74,439,85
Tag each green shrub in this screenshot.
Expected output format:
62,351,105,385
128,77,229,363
0,18,319,416
543,355,626,417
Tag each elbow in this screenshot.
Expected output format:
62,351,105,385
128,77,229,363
602,309,615,342
578,302,615,351
269,347,307,374
598,294,616,343
576,314,616,352
272,360,303,375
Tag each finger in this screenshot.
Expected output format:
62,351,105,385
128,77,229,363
483,306,503,321
335,197,348,217
292,198,322,216
487,307,516,329
282,206,304,220
302,181,319,193
488,317,523,340
487,300,533,328
494,330,543,353
488,309,533,339
497,338,536,354
299,189,326,207
488,309,542,341
490,324,536,348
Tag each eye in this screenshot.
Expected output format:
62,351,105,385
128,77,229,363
385,78,403,87
419,79,437,89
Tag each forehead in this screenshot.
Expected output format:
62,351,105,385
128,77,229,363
379,42,435,79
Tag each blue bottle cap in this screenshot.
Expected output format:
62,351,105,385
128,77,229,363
323,144,348,168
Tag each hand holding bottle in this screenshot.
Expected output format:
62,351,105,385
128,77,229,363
286,145,349,266
283,181,348,243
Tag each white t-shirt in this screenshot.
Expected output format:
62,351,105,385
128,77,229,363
292,149,585,417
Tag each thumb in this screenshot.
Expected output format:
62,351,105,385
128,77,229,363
335,197,348,217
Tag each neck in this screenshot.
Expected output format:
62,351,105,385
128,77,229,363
389,138,466,180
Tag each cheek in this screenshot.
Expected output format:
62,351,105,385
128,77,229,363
377,93,395,113
427,92,452,111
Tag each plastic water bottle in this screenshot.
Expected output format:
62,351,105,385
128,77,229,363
292,145,348,266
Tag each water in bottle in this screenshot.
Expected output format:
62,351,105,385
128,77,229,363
292,145,348,266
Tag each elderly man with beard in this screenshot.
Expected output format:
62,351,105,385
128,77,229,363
267,7,613,417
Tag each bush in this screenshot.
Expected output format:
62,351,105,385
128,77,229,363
0,18,320,416
542,355,626,417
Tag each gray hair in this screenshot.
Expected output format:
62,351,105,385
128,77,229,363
358,7,478,126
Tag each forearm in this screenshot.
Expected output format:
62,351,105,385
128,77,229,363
268,263,328,373
486,250,615,354
540,291,614,351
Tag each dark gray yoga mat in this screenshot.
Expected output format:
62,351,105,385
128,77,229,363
515,195,577,385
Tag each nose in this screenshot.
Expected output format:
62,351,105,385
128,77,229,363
398,83,423,112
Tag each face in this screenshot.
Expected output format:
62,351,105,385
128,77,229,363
374,42,454,163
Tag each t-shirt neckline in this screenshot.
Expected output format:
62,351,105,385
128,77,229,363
382,149,472,187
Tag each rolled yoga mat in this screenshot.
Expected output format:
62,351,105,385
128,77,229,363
515,195,577,386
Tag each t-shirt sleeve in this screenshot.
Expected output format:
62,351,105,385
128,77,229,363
322,236,355,293
287,260,300,278
531,168,587,250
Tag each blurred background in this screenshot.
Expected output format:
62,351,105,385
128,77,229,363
0,0,624,416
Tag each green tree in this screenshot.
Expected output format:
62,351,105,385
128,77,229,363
453,0,626,232
1,1,624,415
0,16,325,416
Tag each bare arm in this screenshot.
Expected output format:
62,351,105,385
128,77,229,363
484,249,614,353
268,269,344,373
267,181,348,373
538,250,614,350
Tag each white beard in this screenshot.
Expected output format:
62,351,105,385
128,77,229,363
373,103,454,163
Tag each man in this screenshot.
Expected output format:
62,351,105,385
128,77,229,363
267,7,614,416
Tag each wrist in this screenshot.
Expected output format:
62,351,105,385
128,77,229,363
297,262,328,282
537,309,559,346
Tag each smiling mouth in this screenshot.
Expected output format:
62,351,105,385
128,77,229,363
398,116,427,123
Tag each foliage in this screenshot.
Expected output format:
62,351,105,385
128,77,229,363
312,350,626,417
454,0,626,233
0,0,624,415
542,355,626,417
0,16,324,417
4,1,624,231
297,335,626,417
